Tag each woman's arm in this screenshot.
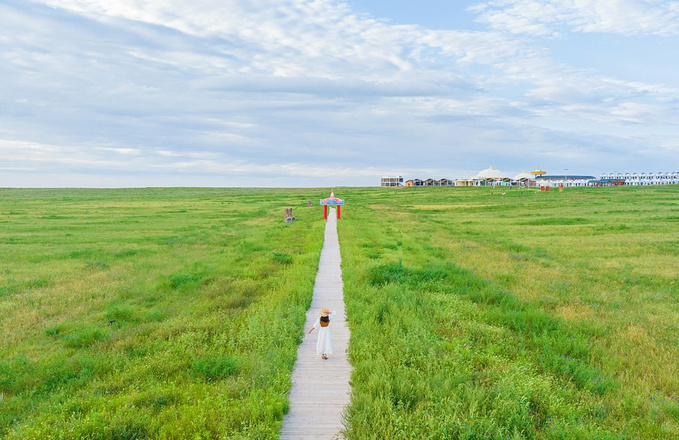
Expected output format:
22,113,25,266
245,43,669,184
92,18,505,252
308,317,321,333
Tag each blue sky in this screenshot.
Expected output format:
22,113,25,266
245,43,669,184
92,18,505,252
1,0,678,187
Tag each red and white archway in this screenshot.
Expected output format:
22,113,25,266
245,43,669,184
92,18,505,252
320,190,345,220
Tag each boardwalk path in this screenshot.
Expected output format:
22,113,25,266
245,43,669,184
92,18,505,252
280,208,352,439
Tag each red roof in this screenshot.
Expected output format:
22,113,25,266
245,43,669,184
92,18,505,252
320,191,345,205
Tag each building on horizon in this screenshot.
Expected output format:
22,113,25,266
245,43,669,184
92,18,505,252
402,166,541,187
386,168,679,189
455,166,529,187
404,178,453,187
514,170,538,187
536,174,596,188
589,178,626,187
599,172,679,186
380,176,404,187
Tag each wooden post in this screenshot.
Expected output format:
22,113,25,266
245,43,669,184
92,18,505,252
323,205,328,220
336,205,341,219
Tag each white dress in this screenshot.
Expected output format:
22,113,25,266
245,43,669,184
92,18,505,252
312,311,337,355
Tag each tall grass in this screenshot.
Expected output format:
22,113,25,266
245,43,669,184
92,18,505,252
3,186,678,438
339,185,679,439
0,188,325,438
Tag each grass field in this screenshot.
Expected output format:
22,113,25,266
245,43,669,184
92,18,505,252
0,188,325,439
1,186,678,439
338,185,679,439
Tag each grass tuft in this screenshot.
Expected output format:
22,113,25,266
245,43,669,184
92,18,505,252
191,355,239,381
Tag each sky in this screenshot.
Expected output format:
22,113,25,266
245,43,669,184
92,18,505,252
1,0,678,187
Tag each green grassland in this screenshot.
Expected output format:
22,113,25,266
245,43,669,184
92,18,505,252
1,186,678,439
339,185,679,439
0,188,325,439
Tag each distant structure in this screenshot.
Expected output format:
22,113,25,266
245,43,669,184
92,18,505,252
536,174,596,188
320,190,345,220
590,178,626,187
514,170,537,187
404,178,453,187
456,166,516,187
389,168,679,189
403,166,519,187
597,172,679,186
381,176,404,187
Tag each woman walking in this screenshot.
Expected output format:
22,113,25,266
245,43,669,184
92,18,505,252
308,307,337,360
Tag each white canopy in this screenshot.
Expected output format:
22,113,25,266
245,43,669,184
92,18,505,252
513,170,535,181
476,166,506,180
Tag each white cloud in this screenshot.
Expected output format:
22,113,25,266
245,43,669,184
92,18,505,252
471,0,679,36
95,147,142,155
156,150,184,157
1,0,678,186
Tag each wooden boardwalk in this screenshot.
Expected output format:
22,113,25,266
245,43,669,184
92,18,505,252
280,209,352,439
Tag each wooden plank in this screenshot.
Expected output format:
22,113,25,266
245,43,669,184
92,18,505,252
280,209,352,439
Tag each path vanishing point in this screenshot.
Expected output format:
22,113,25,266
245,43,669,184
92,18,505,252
280,208,352,439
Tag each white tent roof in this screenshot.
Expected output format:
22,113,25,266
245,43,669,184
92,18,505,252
513,170,535,181
476,165,505,179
